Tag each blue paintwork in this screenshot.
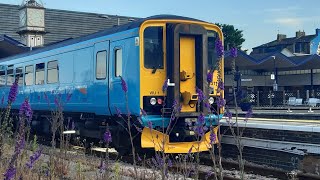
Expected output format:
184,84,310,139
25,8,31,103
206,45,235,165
0,28,141,117
310,30,320,54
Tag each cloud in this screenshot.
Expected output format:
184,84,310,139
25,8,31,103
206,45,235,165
265,16,320,27
264,6,301,13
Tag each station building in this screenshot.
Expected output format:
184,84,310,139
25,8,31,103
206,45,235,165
0,1,135,58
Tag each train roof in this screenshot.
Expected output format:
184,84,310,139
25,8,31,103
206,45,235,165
0,15,207,62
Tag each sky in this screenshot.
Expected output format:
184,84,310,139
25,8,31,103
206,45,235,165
2,0,320,52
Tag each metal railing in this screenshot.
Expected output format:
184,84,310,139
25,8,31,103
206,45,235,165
225,90,320,107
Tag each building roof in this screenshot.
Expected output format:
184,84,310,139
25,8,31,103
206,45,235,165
0,15,206,62
253,35,316,49
0,35,28,59
225,50,320,71
0,3,137,45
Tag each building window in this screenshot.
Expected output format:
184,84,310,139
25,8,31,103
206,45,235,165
7,65,14,85
144,26,164,69
115,48,122,77
0,67,5,87
35,63,45,85
25,65,34,86
47,60,59,83
96,51,107,79
16,67,23,86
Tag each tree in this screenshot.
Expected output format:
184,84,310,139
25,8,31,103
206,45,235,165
215,23,245,51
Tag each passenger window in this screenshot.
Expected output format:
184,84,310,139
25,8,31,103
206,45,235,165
16,67,23,86
144,26,164,69
7,65,14,85
96,51,107,79
0,66,5,87
115,49,122,77
47,60,59,84
35,63,45,85
25,65,34,86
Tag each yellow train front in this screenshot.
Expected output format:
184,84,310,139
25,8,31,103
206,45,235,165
137,15,224,154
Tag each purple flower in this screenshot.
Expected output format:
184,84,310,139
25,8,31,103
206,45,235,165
140,108,147,116
205,171,214,180
147,121,153,129
8,80,18,103
218,81,224,91
204,102,211,111
162,79,168,92
19,99,32,122
152,154,164,167
207,71,213,83
210,131,216,144
137,154,142,162
115,107,121,117
194,126,204,137
197,113,205,125
120,77,128,93
215,38,224,58
99,160,106,173
54,97,59,107
196,87,205,102
188,146,193,154
1,95,4,105
225,109,232,121
4,166,16,180
168,159,172,167
26,149,42,169
15,137,25,155
66,92,72,102
230,47,238,58
216,97,225,109
245,108,253,122
103,130,112,143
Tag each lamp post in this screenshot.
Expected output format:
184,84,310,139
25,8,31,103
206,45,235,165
271,56,278,91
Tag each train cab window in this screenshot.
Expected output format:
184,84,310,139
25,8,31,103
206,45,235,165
115,48,122,77
25,65,34,86
0,67,5,87
16,67,23,86
96,51,107,79
35,63,45,85
144,26,164,69
47,60,59,84
7,65,14,85
208,30,218,69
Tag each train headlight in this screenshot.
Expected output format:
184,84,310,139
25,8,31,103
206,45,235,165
208,97,215,105
150,98,157,105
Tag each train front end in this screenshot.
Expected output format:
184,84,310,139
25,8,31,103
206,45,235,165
139,18,224,153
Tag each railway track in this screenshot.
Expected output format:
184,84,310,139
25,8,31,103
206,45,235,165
35,134,320,180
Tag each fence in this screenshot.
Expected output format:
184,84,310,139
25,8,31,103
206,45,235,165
225,90,320,107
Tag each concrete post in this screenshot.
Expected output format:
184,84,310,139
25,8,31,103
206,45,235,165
269,90,272,107
297,90,300,99
306,90,309,102
257,91,260,107
283,90,286,105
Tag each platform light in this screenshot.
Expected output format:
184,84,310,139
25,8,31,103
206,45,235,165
150,97,157,105
208,97,215,104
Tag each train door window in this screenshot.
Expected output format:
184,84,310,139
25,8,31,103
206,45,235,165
115,48,122,77
96,51,107,79
0,66,5,87
7,65,14,85
25,65,34,86
47,60,59,84
16,67,23,86
144,26,164,69
207,30,218,69
35,63,45,85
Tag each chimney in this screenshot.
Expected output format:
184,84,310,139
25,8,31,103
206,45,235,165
296,30,305,38
277,34,286,41
316,28,320,36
